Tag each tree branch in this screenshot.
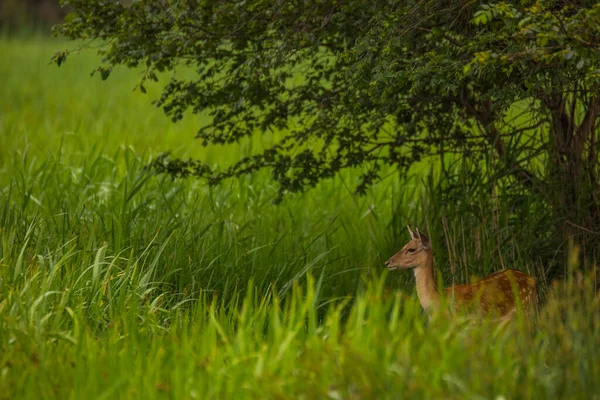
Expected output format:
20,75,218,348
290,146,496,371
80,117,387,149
576,95,600,145
458,88,540,188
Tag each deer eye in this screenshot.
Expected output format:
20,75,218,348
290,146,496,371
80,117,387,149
407,248,416,253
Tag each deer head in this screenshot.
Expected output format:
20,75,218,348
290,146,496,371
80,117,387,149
385,225,431,270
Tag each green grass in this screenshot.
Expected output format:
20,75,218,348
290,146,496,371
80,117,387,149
0,35,599,399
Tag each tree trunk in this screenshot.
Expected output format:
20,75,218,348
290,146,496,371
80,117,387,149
546,92,600,272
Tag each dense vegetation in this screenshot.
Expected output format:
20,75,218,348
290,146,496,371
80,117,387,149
1,34,599,399
54,1,600,277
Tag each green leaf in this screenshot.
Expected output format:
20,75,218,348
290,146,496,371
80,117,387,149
100,67,111,81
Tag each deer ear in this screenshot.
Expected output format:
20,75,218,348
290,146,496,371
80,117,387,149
407,225,415,239
419,231,431,249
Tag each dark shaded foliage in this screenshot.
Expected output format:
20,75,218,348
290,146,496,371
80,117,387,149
55,1,600,276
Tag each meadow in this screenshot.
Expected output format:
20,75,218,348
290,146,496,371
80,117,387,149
0,35,599,399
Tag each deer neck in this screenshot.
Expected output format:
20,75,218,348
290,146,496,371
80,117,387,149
413,252,440,312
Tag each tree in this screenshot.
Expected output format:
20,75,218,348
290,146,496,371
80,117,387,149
54,1,600,266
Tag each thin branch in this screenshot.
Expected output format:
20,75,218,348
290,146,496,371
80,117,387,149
569,81,579,135
458,88,541,188
576,95,600,141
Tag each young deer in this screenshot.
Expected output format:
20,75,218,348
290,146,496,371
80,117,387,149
385,226,537,319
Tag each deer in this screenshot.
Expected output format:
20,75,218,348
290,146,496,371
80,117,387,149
385,226,537,320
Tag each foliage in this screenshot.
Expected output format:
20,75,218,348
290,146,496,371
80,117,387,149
2,36,599,400
2,267,599,400
53,1,600,274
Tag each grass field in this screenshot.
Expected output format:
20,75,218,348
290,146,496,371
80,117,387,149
0,35,599,399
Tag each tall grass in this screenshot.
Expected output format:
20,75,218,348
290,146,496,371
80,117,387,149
0,35,598,399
